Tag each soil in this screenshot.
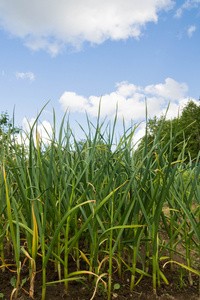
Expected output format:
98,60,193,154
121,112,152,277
0,243,199,300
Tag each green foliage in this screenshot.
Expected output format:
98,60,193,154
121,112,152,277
173,268,187,290
113,283,120,290
138,100,200,160
179,100,200,159
10,275,27,288
1,104,200,299
0,111,20,152
0,111,20,136
10,276,17,288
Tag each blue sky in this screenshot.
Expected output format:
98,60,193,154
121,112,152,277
0,0,200,143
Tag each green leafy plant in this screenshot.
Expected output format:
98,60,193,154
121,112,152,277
1,103,200,300
10,276,27,288
113,283,120,290
173,267,187,290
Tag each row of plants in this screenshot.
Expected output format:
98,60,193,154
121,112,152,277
0,104,200,299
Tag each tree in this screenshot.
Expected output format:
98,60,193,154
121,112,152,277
0,111,20,148
0,111,20,134
137,100,200,161
179,100,200,159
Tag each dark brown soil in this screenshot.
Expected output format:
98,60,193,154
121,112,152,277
0,245,199,300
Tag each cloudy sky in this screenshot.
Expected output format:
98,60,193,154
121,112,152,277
0,0,200,143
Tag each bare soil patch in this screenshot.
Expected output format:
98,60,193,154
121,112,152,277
0,243,199,300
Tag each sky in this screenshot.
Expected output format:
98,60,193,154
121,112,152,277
0,0,200,144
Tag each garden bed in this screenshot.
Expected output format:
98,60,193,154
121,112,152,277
1,244,199,300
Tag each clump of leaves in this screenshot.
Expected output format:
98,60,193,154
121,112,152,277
10,276,27,288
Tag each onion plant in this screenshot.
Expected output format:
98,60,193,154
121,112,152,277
1,102,200,299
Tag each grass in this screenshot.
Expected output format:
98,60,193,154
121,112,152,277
0,103,200,299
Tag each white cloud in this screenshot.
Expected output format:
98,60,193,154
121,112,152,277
175,0,200,18
174,8,183,18
183,0,200,8
187,25,196,37
0,0,174,55
144,78,188,100
59,92,89,113
16,117,53,146
58,77,192,123
132,122,146,148
15,71,35,82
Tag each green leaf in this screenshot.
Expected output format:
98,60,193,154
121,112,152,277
10,276,17,288
21,277,27,287
114,283,120,290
